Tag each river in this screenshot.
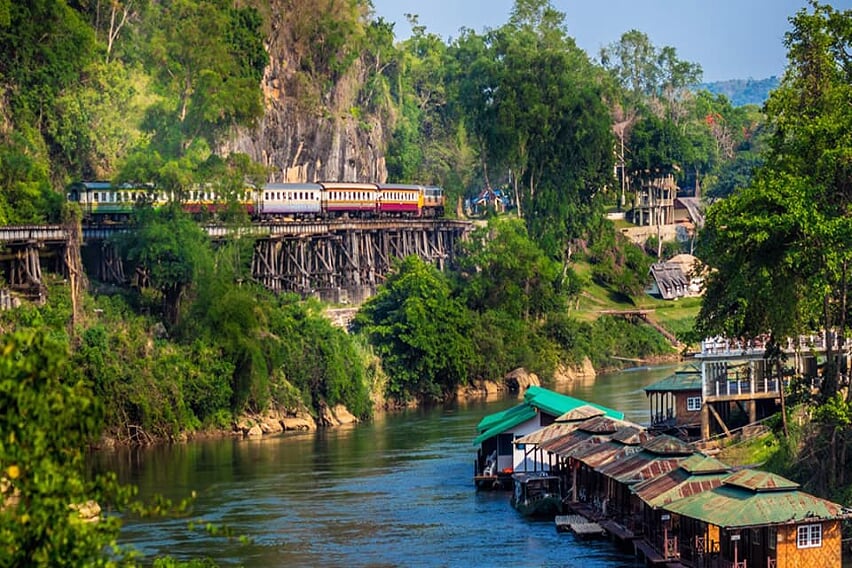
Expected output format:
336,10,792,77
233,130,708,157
92,364,682,567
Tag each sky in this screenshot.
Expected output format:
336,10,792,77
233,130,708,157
369,0,852,83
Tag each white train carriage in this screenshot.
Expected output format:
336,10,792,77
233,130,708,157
260,183,323,218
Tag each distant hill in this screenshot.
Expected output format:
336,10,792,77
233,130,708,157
694,77,781,107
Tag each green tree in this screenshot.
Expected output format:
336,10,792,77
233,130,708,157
448,0,614,258
600,29,701,101
353,256,475,402
762,2,852,401
628,113,686,175
458,217,567,320
143,0,265,151
0,331,131,566
696,5,852,494
118,205,213,327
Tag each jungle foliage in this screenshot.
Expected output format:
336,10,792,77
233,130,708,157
695,2,852,497
1,207,377,442
354,218,675,403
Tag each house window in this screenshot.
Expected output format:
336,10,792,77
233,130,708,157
797,524,822,548
687,396,702,411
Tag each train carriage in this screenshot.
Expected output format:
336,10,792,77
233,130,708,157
320,182,379,218
422,186,445,218
260,183,322,219
378,183,423,217
67,181,160,221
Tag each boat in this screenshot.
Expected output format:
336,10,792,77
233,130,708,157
510,472,564,518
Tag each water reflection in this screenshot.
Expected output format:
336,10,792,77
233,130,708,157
94,366,680,567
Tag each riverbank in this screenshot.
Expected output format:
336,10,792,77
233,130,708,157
93,352,685,448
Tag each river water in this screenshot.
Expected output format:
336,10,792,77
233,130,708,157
92,364,682,567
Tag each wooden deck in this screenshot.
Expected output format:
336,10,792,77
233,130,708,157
555,514,607,538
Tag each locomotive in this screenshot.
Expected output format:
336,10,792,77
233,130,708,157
67,181,445,221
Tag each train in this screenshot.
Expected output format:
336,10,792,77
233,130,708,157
66,181,446,221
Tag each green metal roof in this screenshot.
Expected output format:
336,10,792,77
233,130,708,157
473,405,537,446
679,454,730,475
473,387,623,447
662,471,847,528
524,386,624,420
476,404,519,432
644,366,703,393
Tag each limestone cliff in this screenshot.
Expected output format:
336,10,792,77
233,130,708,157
221,1,388,183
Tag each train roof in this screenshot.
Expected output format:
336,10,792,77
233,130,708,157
69,181,113,190
319,181,379,190
377,183,424,190
263,183,323,190
69,181,154,190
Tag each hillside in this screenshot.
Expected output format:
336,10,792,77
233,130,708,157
696,76,780,106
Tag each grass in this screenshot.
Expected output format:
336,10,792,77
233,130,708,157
570,258,701,343
717,431,782,468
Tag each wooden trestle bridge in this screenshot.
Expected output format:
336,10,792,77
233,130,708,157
0,220,472,305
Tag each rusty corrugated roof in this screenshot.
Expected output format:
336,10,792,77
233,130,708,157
573,441,641,468
543,432,601,456
638,473,731,508
514,421,583,446
596,448,687,484
555,405,605,422
577,416,620,434
722,469,799,492
610,426,652,445
641,434,693,456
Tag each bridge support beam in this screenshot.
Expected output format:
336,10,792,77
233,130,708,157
251,221,466,300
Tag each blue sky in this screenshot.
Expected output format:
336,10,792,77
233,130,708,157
370,0,852,82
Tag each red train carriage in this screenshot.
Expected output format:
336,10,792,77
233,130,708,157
320,182,379,218
378,184,423,217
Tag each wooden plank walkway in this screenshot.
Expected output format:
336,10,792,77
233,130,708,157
555,514,607,538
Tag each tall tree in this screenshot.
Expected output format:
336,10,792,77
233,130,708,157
118,204,213,327
695,2,852,494
448,0,613,259
353,256,475,402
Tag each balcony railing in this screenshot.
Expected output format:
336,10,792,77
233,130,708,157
712,377,781,397
701,334,847,357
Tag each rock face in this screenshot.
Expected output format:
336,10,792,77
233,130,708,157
221,2,388,183
235,406,318,438
503,368,541,393
318,403,360,427
552,358,597,387
457,367,542,399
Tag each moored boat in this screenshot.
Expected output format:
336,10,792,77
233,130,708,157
510,472,563,518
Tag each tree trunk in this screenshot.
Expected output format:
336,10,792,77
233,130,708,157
822,293,838,400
